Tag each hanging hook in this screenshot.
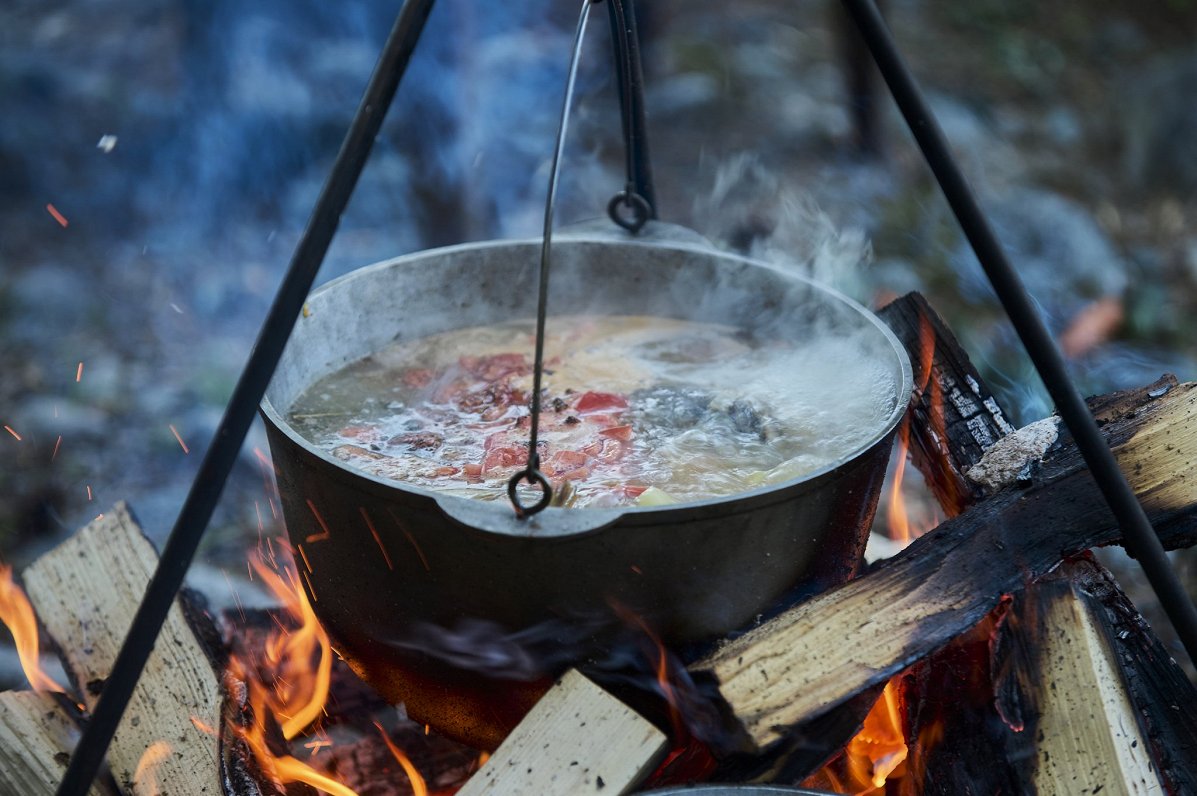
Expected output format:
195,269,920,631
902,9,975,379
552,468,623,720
606,0,657,232
506,0,599,518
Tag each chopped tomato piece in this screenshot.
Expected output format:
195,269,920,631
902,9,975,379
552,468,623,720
482,446,526,474
463,463,483,478
575,391,628,414
339,425,383,442
543,449,589,476
555,466,591,482
598,424,633,441
460,353,529,381
622,484,648,498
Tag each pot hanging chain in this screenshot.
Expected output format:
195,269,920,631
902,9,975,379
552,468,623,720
507,0,601,517
606,0,656,232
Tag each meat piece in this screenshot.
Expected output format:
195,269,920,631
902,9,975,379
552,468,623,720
629,387,713,431
727,399,766,441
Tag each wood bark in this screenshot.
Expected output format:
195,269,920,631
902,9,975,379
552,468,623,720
20,503,225,796
696,376,1197,751
876,292,1016,515
457,668,667,796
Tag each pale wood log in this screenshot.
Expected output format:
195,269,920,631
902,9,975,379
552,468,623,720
696,378,1197,750
22,503,223,796
0,691,110,796
1029,570,1164,796
457,669,667,796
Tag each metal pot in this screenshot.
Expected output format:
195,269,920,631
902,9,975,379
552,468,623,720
261,224,912,746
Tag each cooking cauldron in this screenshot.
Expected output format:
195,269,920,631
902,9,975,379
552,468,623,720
261,224,912,747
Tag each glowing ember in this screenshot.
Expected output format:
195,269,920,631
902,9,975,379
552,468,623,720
3,425,21,441
76,361,84,382
52,435,62,461
0,563,65,693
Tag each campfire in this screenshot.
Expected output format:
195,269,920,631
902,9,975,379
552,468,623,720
4,1,1197,794
2,294,1196,796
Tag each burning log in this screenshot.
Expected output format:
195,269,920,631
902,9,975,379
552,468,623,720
1018,558,1173,793
875,291,1016,516
696,375,1197,751
16,504,224,795
986,556,1197,794
456,669,667,796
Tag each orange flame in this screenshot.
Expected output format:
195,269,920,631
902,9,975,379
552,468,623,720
812,309,950,793
225,546,354,795
0,563,65,693
375,721,429,796
844,681,908,790
612,603,688,740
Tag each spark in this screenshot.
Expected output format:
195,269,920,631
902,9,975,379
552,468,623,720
85,485,93,501
46,203,69,228
253,447,279,476
360,507,392,570
94,514,104,522
96,134,118,153
169,302,183,314
190,716,216,735
168,424,190,454
301,569,317,603
303,738,332,756
297,544,313,574
305,499,331,543
3,425,21,441
75,362,83,382
51,435,62,461
388,509,429,571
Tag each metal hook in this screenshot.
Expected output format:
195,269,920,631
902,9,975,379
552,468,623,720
507,464,553,517
607,189,651,232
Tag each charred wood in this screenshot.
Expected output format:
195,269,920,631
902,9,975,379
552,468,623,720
1012,557,1197,794
877,291,1015,515
696,376,1197,752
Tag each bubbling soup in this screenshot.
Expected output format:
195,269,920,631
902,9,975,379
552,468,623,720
288,314,896,508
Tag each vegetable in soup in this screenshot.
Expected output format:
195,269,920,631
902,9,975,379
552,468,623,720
288,314,895,507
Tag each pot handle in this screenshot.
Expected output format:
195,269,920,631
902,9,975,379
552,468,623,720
434,496,624,539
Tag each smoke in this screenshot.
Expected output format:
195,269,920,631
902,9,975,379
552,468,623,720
692,153,873,301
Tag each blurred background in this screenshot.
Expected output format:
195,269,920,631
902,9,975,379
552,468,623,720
2,0,1196,680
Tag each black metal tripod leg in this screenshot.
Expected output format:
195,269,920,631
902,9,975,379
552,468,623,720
53,2,439,793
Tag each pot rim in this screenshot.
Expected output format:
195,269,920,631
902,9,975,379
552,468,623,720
260,233,914,533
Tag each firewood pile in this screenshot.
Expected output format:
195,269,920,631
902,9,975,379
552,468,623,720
2,293,1196,795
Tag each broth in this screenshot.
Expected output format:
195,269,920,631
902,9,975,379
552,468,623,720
288,314,895,508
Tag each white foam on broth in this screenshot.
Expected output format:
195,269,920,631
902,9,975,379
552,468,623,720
288,314,897,507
